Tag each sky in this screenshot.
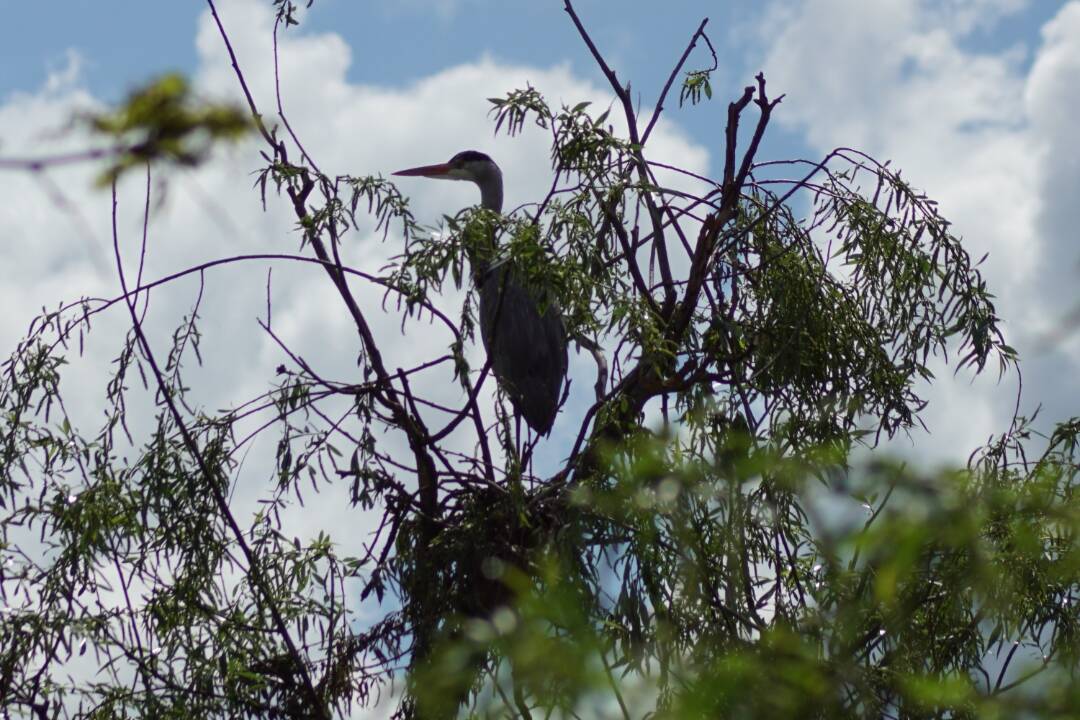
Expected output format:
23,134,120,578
0,0,1077,500
3,0,1074,448
2,0,1078,714
0,0,1075,509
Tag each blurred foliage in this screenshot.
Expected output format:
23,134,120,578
399,417,1080,719
84,73,250,185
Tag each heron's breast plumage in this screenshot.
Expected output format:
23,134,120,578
478,266,568,435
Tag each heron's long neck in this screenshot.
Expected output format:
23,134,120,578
478,173,503,214
471,168,503,278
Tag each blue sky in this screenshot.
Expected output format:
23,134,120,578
1,0,1079,483
1,1,1063,180
1,1,1064,189
2,2,790,166
2,1,1057,100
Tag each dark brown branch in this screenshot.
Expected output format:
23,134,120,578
673,74,781,343
640,17,710,146
206,0,446,680
594,190,661,316
722,86,756,194
564,0,676,312
206,1,276,147
111,182,329,719
0,146,122,171
35,252,463,359
272,16,323,176
552,75,782,493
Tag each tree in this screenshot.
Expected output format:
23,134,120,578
1,2,1078,718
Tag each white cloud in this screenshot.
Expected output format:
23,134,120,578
925,0,1030,34
1026,2,1080,341
0,0,710,540
758,0,1080,463
193,0,710,476
44,49,86,95
0,5,709,712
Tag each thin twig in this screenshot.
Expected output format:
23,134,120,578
640,17,710,146
111,180,329,720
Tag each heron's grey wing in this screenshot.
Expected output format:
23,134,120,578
479,267,567,434
538,300,568,412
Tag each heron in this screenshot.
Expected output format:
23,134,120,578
393,150,569,436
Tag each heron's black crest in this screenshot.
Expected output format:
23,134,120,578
450,150,494,166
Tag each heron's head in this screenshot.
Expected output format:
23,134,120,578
393,150,503,212
392,150,501,186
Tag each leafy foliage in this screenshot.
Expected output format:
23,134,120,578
1,3,1076,720
84,73,250,185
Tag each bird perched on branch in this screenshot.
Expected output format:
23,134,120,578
394,150,568,435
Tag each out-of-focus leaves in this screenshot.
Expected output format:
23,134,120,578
84,73,250,185
407,421,1080,718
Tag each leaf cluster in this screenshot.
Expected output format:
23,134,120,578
85,73,251,185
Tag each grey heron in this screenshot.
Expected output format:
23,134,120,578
393,150,569,436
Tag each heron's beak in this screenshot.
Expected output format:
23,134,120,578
392,162,454,179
